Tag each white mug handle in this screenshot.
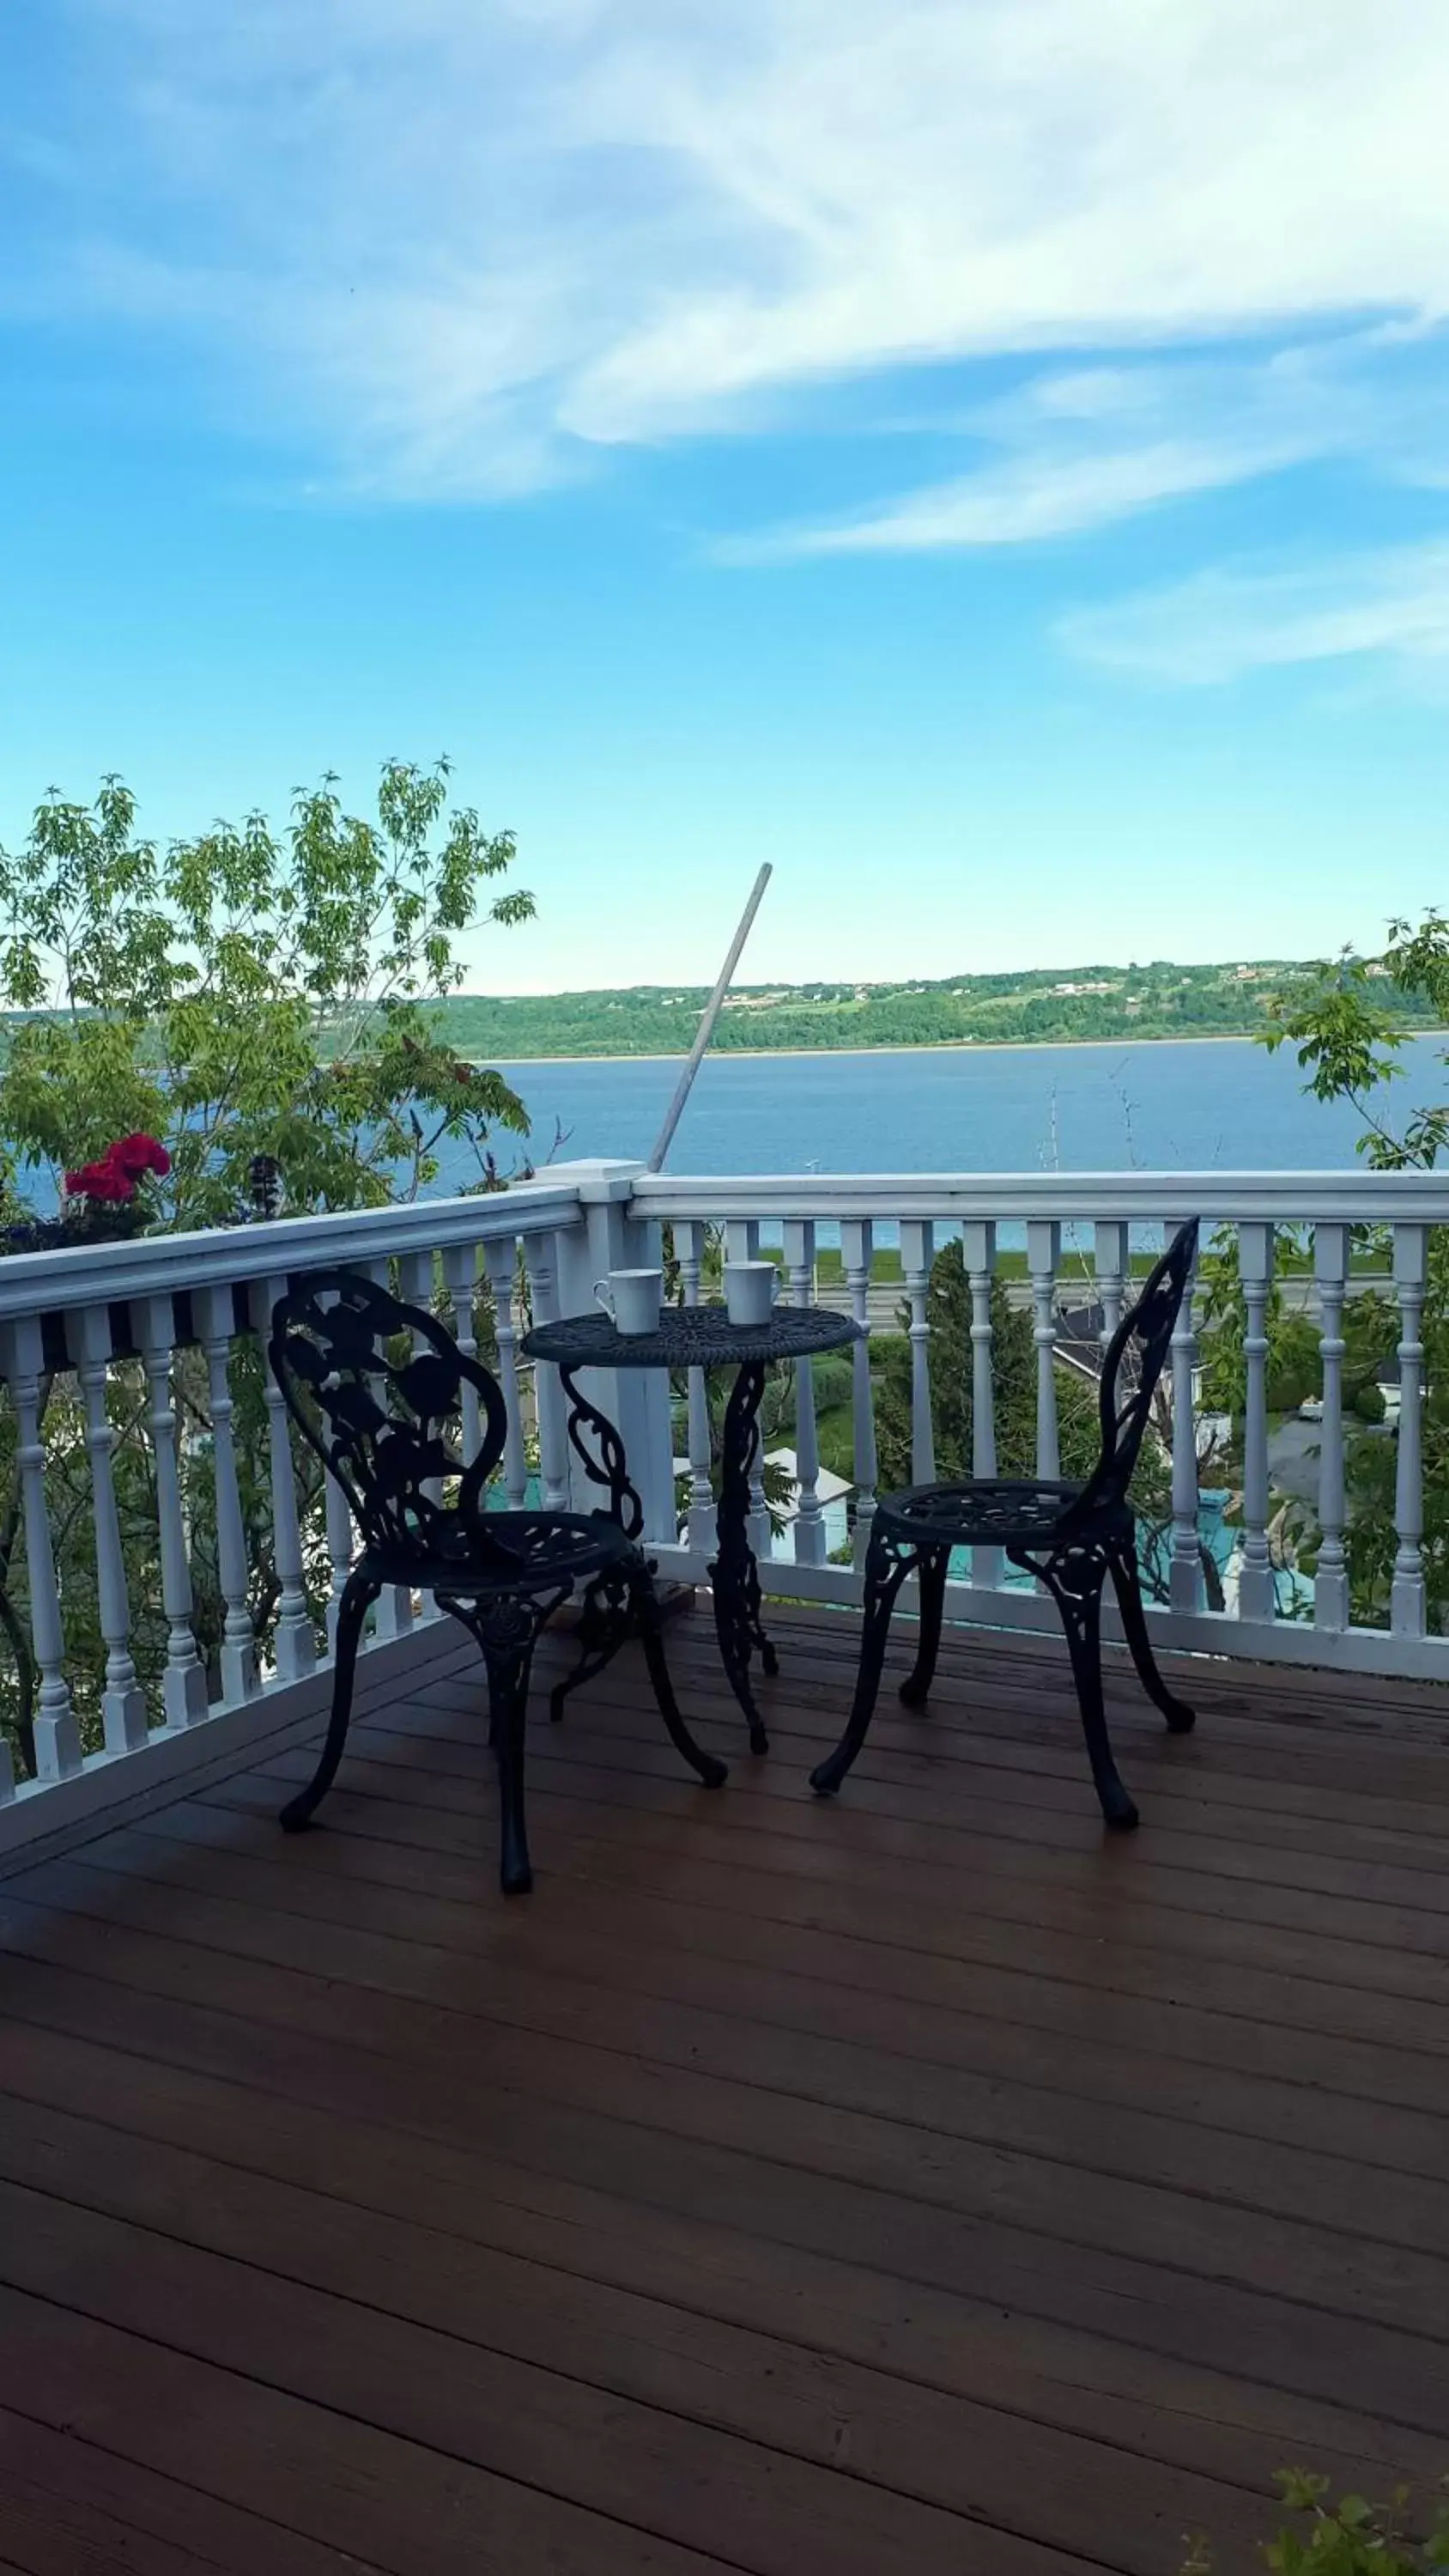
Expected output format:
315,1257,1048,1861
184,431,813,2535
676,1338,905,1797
593,1278,616,1321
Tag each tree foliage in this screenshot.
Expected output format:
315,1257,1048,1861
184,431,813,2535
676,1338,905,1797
0,760,533,1224
1263,915,1449,1629
0,762,532,1777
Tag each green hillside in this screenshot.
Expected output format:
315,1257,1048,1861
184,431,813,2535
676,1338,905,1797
421,958,1430,1060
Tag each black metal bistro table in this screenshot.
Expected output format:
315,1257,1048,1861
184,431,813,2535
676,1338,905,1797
521,1303,862,1753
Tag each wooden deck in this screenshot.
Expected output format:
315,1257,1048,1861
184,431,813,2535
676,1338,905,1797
2,1601,1448,2575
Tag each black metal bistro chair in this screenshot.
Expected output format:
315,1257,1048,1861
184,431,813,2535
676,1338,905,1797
811,1219,1200,1830
269,1269,724,1894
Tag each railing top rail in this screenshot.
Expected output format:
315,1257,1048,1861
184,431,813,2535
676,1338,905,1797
0,1175,587,1324
631,1170,1449,1225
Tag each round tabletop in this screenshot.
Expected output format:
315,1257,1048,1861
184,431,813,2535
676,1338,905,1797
522,1303,863,1371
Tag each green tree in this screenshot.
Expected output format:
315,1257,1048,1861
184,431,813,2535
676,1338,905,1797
0,762,533,1777
1263,917,1449,1627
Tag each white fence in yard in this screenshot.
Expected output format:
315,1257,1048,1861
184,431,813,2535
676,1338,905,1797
2,1157,1446,1852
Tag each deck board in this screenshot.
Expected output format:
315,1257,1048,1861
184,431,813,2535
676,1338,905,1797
1,1604,1447,2573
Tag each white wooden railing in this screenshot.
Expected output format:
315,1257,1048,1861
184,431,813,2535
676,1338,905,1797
2,1158,1446,1852
630,1169,1449,1685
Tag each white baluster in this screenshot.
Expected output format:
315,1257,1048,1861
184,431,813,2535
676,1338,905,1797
900,1219,936,1484
1313,1224,1349,1633
1167,1217,1203,1612
364,1259,414,1640
195,1285,257,1704
961,1220,1001,1589
1094,1222,1127,1358
441,1240,485,1469
522,1232,570,1509
138,1295,210,1724
480,1237,529,1504
727,1219,771,1555
1391,1224,1428,1637
678,1221,717,1552
1027,1221,1061,1479
319,1483,352,1652
0,1315,80,1780
1237,1223,1276,1624
841,1218,878,1565
70,1303,147,1751
783,1218,826,1565
258,1275,318,1680
399,1249,440,1620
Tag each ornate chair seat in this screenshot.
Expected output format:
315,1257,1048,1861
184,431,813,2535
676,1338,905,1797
361,1508,634,1596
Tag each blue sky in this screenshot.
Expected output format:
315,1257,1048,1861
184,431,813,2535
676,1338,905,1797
4,0,1449,992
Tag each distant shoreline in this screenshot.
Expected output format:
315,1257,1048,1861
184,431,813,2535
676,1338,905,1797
481,1030,1443,1069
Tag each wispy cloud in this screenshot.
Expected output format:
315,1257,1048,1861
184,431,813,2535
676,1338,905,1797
714,343,1393,557
13,0,1449,499
1058,543,1449,683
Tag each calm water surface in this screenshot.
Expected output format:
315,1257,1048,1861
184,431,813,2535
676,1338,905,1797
440,1036,1449,1184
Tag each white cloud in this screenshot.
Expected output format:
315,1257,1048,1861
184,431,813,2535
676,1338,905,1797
1058,544,1449,683
18,0,1449,496
716,343,1391,556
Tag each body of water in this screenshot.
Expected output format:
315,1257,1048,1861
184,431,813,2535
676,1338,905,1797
446,1035,1449,1183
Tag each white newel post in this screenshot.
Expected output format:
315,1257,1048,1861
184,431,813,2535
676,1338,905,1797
138,1295,210,1725
726,1219,771,1558
1236,1224,1276,1623
962,1219,1001,1589
1,1314,81,1781
1027,1220,1061,1480
1391,1224,1428,1638
1094,1222,1127,1355
678,1221,717,1552
69,1303,147,1752
901,1219,936,1485
195,1285,258,1704
551,1164,674,1541
1167,1217,1203,1613
1313,1224,1349,1633
783,1219,826,1565
480,1239,530,1504
256,1275,318,1683
841,1218,878,1567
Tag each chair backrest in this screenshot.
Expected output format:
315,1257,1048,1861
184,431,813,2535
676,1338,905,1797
1077,1218,1199,1517
269,1268,508,1564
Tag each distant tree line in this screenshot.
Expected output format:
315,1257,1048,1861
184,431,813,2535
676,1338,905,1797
421,961,1434,1061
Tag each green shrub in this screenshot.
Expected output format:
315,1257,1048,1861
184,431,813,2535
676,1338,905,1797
1184,2470,1449,2573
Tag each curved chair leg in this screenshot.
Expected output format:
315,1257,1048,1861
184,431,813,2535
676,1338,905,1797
810,1528,912,1797
631,1565,728,1789
1020,1547,1137,1830
1108,1545,1196,1734
482,1628,539,1896
549,1568,631,1725
1061,1573,1138,1831
281,1571,379,1833
900,1546,949,1709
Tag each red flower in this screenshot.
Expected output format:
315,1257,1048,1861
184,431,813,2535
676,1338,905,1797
108,1133,172,1179
64,1162,136,1204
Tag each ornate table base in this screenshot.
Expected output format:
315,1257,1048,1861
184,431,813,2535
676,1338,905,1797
555,1358,777,1753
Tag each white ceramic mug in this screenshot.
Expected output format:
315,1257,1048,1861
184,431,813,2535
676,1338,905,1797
724,1261,780,1328
594,1267,664,1335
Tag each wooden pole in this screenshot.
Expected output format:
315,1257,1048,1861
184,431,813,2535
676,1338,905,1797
646,865,773,1174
